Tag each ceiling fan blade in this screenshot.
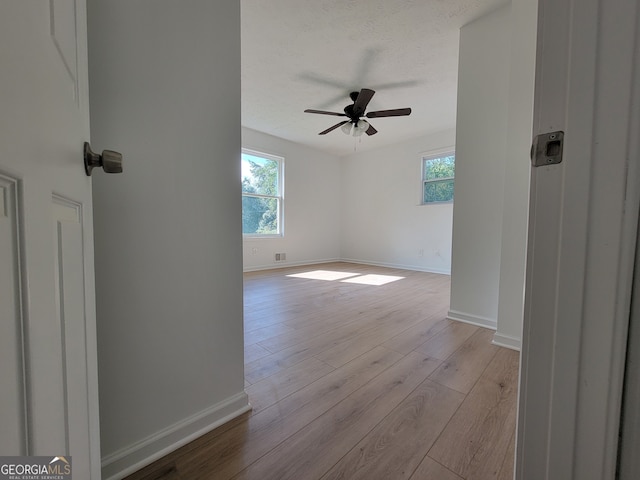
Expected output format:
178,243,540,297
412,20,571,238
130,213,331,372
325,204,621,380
304,109,347,117
366,107,412,118
319,120,349,135
365,123,378,136
352,88,375,117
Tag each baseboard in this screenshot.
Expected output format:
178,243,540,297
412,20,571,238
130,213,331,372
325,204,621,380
492,332,522,351
101,391,251,480
340,258,451,276
447,309,497,330
243,257,341,272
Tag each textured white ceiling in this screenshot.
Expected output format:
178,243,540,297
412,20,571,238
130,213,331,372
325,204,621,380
241,0,507,157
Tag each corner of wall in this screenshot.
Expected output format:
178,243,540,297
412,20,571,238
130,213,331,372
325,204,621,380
492,332,522,351
447,309,497,330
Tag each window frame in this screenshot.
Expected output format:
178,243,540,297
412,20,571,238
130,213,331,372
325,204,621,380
241,148,284,237
421,149,456,205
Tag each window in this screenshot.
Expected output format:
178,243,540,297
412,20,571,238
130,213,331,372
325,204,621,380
422,152,455,204
241,149,283,236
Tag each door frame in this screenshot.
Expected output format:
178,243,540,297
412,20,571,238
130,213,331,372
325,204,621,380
517,0,640,478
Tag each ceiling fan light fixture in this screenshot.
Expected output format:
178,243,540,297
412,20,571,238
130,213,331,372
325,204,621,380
353,119,369,137
341,122,353,135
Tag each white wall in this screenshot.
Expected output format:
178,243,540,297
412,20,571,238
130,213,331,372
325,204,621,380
495,0,536,349
448,5,511,329
242,128,342,270
340,129,456,274
87,1,249,478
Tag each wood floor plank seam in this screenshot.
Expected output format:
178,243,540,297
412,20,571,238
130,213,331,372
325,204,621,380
420,383,470,471
419,455,465,480
253,341,276,354
427,347,500,395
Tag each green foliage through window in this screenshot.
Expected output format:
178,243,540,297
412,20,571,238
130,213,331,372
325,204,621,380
242,151,282,235
423,153,455,203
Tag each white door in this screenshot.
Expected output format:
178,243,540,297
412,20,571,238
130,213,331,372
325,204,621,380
0,1,101,478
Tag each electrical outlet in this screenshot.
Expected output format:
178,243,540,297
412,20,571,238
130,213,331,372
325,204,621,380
274,253,287,262
418,249,424,257
251,247,258,255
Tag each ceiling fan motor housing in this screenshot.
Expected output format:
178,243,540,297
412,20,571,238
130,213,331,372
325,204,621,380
344,104,356,121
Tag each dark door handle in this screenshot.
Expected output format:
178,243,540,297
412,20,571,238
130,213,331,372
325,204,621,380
84,142,123,176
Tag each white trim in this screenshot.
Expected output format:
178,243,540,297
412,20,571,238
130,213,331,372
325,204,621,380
340,258,451,276
446,309,497,330
241,147,284,164
418,145,456,158
101,392,251,480
492,332,521,351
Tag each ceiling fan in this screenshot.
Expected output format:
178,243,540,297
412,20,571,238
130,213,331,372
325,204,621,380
304,88,411,136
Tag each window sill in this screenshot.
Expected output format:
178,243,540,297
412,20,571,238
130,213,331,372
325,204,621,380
243,234,284,239
419,201,454,206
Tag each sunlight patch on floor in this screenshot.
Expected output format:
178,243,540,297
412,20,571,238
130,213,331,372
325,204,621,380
340,274,405,286
286,270,404,285
286,270,360,281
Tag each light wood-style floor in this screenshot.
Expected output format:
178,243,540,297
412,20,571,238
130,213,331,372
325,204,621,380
126,262,519,480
